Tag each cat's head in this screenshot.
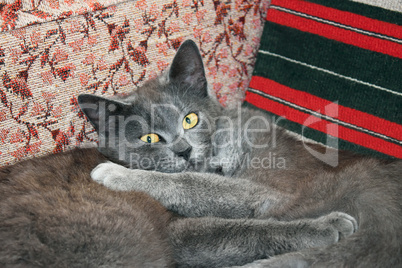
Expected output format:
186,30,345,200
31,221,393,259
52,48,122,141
78,40,222,172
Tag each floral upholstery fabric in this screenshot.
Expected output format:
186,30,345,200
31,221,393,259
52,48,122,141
0,0,268,166
0,0,125,32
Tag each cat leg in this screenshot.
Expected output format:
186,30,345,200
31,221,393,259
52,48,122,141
169,212,357,268
233,229,400,268
91,162,280,218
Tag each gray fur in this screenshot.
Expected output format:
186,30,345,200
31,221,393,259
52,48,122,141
79,40,402,267
0,148,174,268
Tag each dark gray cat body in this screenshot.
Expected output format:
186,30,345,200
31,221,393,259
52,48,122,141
0,148,174,267
79,40,402,267
0,143,356,268
0,41,362,268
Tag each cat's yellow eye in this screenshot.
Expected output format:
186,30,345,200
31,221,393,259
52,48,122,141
140,133,160,143
183,113,198,130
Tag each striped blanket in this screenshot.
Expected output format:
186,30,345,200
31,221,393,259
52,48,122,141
245,0,402,158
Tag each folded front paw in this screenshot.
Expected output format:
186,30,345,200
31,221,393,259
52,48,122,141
320,211,358,240
91,162,132,191
314,211,358,246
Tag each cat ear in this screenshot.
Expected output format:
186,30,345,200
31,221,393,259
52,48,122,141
169,40,208,97
78,94,125,134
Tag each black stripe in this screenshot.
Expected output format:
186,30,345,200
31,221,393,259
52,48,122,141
253,51,402,124
304,0,402,26
243,101,395,159
247,87,401,145
270,5,402,43
259,22,402,94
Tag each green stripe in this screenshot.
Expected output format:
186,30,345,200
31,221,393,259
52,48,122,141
305,0,402,25
253,52,402,124
259,22,402,93
243,102,394,159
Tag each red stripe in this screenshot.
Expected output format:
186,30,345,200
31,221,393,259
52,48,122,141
245,91,402,158
249,76,402,141
266,8,402,58
270,0,402,39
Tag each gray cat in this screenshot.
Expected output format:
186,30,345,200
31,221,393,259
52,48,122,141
78,40,401,267
0,148,175,267
0,42,359,268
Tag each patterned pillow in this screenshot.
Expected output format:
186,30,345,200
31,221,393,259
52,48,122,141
245,0,402,158
0,0,268,166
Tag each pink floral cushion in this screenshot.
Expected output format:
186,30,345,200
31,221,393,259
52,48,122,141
0,0,268,166
0,0,125,32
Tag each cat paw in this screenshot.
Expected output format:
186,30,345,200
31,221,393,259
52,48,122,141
91,162,133,191
231,253,308,268
316,211,358,242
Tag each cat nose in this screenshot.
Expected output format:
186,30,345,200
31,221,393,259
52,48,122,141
169,138,192,161
177,147,192,161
